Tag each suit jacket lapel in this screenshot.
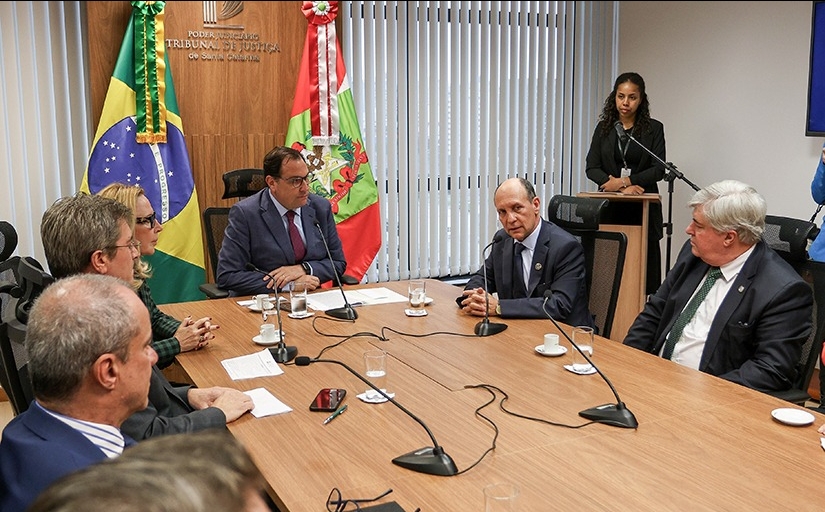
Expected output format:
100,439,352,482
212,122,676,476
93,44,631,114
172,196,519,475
527,222,551,295
301,200,320,255
700,244,762,368
258,191,295,262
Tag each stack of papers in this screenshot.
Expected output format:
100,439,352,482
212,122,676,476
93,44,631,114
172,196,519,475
306,286,407,311
221,349,284,380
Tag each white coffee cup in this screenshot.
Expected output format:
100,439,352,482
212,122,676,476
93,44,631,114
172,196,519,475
543,333,559,353
260,323,277,343
254,294,269,310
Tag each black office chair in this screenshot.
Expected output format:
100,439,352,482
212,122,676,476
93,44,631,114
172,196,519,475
221,168,267,200
0,221,18,263
767,259,825,405
758,215,824,405
199,207,231,299
762,214,816,268
0,257,51,415
547,195,626,339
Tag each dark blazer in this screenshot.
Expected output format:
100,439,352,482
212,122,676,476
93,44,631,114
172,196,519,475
0,402,110,512
120,366,226,441
623,240,813,392
458,220,594,328
584,119,666,241
217,189,347,296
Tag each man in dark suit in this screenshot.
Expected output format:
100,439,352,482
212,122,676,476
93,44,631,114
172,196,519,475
0,274,157,512
217,145,347,296
39,193,253,441
457,177,594,327
623,180,813,392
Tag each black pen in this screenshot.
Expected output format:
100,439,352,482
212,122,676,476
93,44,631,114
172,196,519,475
323,404,347,425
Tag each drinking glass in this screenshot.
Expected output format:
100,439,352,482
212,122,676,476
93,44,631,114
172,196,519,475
407,280,426,314
364,349,388,400
571,326,595,372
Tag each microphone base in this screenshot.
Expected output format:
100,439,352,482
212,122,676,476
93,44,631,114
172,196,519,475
325,306,358,320
392,447,458,476
269,345,298,363
579,403,638,429
474,320,508,337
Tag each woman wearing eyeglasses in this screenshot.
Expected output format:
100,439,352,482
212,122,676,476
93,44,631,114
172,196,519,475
98,183,217,369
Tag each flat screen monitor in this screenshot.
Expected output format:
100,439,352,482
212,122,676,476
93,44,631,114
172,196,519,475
807,1,825,136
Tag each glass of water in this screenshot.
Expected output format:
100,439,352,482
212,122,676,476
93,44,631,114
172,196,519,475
407,279,426,314
364,349,388,400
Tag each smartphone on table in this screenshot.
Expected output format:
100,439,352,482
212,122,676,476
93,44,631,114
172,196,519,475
309,388,347,412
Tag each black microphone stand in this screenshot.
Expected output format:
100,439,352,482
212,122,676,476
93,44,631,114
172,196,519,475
269,285,297,363
294,356,458,476
542,296,638,428
244,262,297,362
475,236,507,336
313,220,357,320
624,131,700,274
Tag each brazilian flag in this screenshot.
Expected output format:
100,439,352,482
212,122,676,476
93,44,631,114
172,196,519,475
81,1,205,303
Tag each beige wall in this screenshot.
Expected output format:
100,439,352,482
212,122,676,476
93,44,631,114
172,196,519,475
619,1,822,263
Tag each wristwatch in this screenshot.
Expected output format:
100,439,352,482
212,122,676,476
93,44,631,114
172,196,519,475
301,262,311,275
495,304,502,316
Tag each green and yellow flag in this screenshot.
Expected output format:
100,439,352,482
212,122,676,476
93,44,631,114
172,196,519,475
81,1,205,303
285,1,381,282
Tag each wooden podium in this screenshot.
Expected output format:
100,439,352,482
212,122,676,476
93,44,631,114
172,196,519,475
577,192,661,341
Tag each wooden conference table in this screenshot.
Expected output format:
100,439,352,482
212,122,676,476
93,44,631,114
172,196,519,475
162,280,825,511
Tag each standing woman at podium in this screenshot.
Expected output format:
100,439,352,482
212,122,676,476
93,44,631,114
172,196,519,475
585,72,666,295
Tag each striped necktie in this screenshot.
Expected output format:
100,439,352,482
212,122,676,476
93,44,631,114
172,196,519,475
661,267,723,360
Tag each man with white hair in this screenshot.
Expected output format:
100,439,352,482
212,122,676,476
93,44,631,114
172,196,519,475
623,180,813,392
0,274,157,512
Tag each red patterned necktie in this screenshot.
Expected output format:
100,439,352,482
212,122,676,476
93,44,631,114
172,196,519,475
286,210,306,261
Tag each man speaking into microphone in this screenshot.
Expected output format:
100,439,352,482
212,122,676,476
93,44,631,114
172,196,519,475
457,177,594,327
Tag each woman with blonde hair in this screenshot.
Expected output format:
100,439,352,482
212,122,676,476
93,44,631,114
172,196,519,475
97,183,217,368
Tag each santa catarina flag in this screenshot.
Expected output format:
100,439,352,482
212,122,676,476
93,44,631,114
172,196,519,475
285,1,381,282
81,1,205,303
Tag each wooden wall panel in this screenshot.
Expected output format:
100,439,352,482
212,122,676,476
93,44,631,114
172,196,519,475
86,1,307,280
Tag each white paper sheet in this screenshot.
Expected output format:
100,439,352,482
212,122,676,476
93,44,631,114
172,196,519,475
244,387,292,418
221,349,284,380
306,286,407,311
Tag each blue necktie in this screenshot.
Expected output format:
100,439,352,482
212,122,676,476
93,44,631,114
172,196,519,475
661,267,723,360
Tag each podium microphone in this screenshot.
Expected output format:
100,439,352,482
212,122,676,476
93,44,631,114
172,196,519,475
613,121,629,143
541,293,638,429
294,356,458,476
313,220,357,320
245,263,297,362
475,233,507,336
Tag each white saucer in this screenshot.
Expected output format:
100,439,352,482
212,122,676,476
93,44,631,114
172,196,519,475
248,303,275,313
563,363,597,375
405,309,427,317
288,312,315,319
424,297,434,306
771,407,815,426
356,391,395,404
535,344,567,357
252,332,284,346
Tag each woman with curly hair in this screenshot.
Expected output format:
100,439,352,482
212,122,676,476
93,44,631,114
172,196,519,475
585,72,666,294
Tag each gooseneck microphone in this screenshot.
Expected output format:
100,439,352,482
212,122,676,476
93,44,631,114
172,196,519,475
475,233,507,336
294,356,458,476
313,220,357,320
541,292,638,429
245,263,297,362
613,121,629,143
